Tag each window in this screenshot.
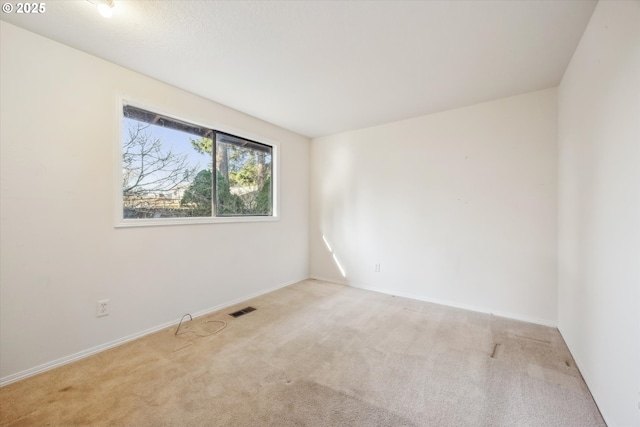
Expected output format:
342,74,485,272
118,102,276,226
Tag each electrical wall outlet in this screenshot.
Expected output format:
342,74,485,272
97,299,109,317
375,262,381,273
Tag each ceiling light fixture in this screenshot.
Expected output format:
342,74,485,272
87,0,115,19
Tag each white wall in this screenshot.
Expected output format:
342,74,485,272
558,1,640,426
310,88,558,325
0,22,310,383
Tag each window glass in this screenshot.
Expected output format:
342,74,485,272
216,133,272,216
121,104,273,222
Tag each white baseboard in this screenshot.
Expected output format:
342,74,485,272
309,275,558,328
309,275,350,287
0,278,301,387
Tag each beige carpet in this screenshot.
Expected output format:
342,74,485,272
0,279,605,426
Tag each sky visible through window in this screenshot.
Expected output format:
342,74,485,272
122,117,210,174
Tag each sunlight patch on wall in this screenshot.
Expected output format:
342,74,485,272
332,254,346,278
322,235,333,252
322,234,346,278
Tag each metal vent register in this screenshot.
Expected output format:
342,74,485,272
229,306,256,318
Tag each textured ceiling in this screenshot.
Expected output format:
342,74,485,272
1,0,597,138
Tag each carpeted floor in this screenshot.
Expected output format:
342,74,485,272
0,279,605,426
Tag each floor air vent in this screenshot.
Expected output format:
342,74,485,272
229,306,256,318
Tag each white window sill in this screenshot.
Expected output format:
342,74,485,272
115,215,279,228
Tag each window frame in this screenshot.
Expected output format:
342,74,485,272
115,95,279,228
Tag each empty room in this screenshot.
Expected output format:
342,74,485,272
0,1,638,426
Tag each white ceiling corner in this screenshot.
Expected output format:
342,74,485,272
1,0,598,138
